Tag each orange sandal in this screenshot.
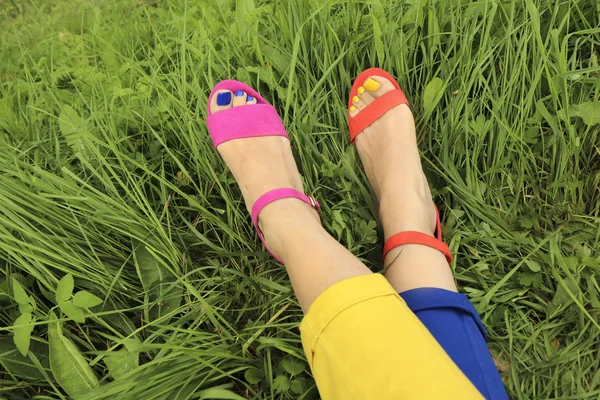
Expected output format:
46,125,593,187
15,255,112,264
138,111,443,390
348,68,409,142
348,68,453,265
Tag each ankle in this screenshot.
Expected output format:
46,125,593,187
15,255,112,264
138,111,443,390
258,198,322,259
384,245,458,292
379,193,436,238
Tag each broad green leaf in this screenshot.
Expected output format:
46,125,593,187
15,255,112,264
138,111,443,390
113,88,135,98
104,348,138,379
253,47,287,76
59,105,92,154
148,281,182,321
571,101,600,126
197,386,246,400
103,312,137,336
575,243,592,258
422,77,444,117
290,377,309,395
0,336,49,380
519,216,534,229
122,338,142,353
564,256,579,271
561,370,574,387
13,313,33,357
273,375,291,393
281,358,305,376
244,367,265,384
549,277,579,314
525,260,542,272
59,301,86,323
19,303,33,314
331,210,346,238
134,244,162,290
56,274,74,304
135,242,182,322
518,272,542,289
48,311,99,397
73,291,103,308
12,277,29,305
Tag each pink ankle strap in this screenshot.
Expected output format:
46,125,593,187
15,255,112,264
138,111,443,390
251,188,321,263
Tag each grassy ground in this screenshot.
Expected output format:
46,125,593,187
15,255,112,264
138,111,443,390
0,0,599,398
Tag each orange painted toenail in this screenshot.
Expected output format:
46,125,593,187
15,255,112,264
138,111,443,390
357,86,365,95
352,95,360,103
364,78,380,92
349,105,357,112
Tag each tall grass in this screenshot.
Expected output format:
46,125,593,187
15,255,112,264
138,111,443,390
0,0,599,398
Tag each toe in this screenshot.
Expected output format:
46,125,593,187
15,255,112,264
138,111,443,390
349,79,390,118
246,95,257,105
352,93,368,111
210,90,233,113
357,88,375,107
233,90,247,107
363,76,397,97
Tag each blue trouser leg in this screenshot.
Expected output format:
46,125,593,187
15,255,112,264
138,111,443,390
400,288,509,399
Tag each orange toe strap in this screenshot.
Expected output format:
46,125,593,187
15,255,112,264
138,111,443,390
349,90,408,142
348,67,409,142
382,208,453,265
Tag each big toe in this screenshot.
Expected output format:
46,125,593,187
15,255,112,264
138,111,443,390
362,76,397,98
210,90,233,113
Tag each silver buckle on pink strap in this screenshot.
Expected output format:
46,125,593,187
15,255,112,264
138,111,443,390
251,188,321,263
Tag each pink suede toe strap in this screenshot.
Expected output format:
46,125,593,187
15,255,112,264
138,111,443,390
251,188,321,263
206,80,288,148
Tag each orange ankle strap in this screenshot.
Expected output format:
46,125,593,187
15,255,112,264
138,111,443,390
382,207,453,264
383,231,453,264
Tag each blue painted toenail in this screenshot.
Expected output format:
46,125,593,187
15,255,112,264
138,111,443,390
235,90,245,97
216,92,232,106
247,96,254,102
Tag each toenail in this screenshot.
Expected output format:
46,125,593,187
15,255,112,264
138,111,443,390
350,105,357,112
247,96,254,102
364,78,380,92
352,95,360,103
217,92,232,106
357,86,365,95
235,90,245,97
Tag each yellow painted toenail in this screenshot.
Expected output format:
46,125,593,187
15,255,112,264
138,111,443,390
357,86,365,95
349,105,357,112
364,78,380,92
353,95,360,103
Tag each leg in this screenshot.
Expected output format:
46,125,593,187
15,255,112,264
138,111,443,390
211,90,370,313
351,74,508,399
209,86,482,399
350,79,456,292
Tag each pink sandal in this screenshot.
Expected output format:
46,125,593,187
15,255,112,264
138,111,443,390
206,80,320,263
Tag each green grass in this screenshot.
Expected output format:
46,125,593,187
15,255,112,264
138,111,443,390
0,0,599,398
